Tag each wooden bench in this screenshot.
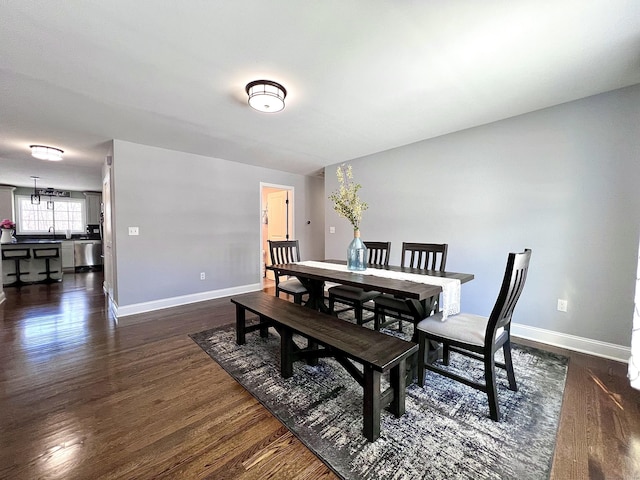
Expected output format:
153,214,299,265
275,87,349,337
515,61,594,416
230,291,418,442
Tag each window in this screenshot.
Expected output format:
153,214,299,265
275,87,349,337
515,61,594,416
16,195,85,234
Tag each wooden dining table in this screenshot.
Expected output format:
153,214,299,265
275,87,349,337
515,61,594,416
267,260,474,381
268,260,474,344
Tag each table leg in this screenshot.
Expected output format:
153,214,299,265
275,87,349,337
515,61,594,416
295,277,328,313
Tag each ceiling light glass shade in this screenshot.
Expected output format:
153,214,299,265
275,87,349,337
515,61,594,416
30,176,40,204
30,145,64,161
245,80,286,113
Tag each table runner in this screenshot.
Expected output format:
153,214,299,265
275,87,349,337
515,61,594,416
296,260,461,320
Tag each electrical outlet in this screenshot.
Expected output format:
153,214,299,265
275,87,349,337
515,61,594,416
128,226,139,236
557,299,568,312
329,226,336,234
200,272,206,280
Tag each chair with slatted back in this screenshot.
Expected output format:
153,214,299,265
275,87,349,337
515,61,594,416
373,242,448,331
268,240,308,305
416,249,531,421
328,241,391,325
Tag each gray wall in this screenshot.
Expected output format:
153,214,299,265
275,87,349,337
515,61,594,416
112,140,324,307
325,85,640,348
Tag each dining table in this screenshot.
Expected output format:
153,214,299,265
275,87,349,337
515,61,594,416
267,260,474,367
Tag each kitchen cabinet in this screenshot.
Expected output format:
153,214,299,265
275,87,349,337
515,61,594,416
84,192,102,225
61,241,75,270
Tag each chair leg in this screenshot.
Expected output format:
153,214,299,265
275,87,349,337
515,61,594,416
484,354,500,421
329,295,335,314
442,344,450,366
293,293,302,305
417,331,427,387
503,341,518,391
374,306,382,330
398,319,403,333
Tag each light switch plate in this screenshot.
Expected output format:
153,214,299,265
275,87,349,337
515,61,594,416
128,226,139,236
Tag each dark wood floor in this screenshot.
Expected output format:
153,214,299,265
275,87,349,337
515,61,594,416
1,273,639,479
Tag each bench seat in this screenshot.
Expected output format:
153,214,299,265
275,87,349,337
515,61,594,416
230,291,418,442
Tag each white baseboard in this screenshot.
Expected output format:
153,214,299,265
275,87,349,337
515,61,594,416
107,289,630,364
511,322,630,363
107,295,118,321
114,283,262,325
0,291,5,305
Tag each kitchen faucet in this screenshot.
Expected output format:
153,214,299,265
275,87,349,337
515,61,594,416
48,226,56,238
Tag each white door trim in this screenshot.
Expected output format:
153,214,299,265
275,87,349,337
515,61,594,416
260,182,295,288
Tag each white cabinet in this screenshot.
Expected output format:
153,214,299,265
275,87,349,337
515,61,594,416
61,241,75,270
84,192,102,225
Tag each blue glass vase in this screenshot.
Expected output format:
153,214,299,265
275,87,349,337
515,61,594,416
347,229,368,271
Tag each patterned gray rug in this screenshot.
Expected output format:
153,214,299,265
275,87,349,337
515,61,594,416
190,308,567,480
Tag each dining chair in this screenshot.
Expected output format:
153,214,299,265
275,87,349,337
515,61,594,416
328,241,391,325
373,242,448,331
268,240,308,305
416,249,532,421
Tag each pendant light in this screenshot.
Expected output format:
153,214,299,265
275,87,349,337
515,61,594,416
31,176,41,205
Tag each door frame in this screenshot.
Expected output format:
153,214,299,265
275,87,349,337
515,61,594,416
260,182,295,287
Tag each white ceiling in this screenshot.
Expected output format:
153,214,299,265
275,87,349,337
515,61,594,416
1,0,639,191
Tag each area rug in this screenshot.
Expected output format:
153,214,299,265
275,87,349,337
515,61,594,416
190,308,568,480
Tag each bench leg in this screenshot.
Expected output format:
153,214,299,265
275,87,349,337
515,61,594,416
363,365,381,442
235,305,246,345
280,328,294,378
307,339,319,366
389,359,407,417
259,315,269,338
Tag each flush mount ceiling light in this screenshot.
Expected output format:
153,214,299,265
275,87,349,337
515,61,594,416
30,145,64,161
245,80,287,113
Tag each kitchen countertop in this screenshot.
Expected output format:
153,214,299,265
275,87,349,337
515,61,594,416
12,236,101,242
2,237,103,248
2,240,63,245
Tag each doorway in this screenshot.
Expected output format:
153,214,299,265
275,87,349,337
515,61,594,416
260,183,294,283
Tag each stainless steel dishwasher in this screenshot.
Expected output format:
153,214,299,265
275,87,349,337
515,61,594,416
74,240,103,270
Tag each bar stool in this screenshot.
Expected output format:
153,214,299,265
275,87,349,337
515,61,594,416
33,247,61,283
1,247,31,287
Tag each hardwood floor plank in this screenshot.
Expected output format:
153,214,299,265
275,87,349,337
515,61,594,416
1,273,639,479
